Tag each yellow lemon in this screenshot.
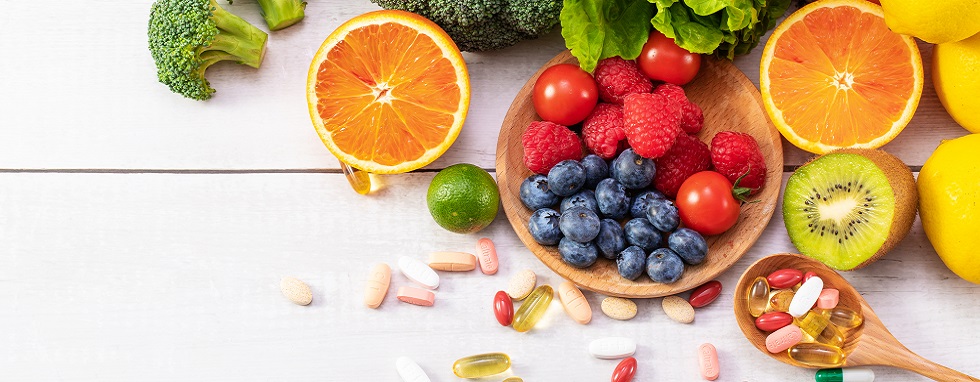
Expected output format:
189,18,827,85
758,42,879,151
917,134,980,284
880,0,980,44
933,32,980,133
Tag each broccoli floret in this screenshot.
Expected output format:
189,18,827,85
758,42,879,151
148,0,268,101
256,0,306,31
371,0,562,52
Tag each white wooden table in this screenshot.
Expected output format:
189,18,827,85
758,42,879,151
1,1,977,381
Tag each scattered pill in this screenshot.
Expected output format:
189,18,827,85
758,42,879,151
767,268,804,289
395,357,431,382
766,324,803,353
493,290,514,326
452,352,511,378
662,296,695,324
589,337,636,359
398,256,440,290
815,367,875,382
476,237,499,275
558,281,592,324
689,280,722,308
513,285,554,332
502,378,524,382
427,251,477,272
755,311,794,332
280,276,312,306
611,357,637,382
601,297,637,321
507,269,537,300
817,289,840,310
364,263,391,309
697,343,720,381
746,276,770,317
397,286,435,307
789,276,824,317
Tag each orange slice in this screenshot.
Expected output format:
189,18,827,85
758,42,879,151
760,0,922,154
306,10,470,174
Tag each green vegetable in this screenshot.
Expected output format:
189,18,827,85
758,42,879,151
256,0,307,31
370,0,563,52
560,0,654,72
148,0,268,101
650,0,792,59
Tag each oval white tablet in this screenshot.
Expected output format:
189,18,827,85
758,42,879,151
395,357,431,382
788,276,824,317
589,337,636,359
398,256,439,290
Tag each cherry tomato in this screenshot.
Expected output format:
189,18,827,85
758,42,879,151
755,312,794,332
532,64,598,126
611,357,637,382
637,31,701,85
688,280,722,308
676,171,739,236
767,269,804,289
493,290,513,326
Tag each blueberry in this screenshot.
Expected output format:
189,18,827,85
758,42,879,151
624,218,662,252
581,154,609,189
616,246,646,280
560,189,598,213
520,174,560,210
646,248,685,283
610,149,656,189
528,208,562,245
559,237,599,268
646,198,680,232
559,207,601,243
630,190,666,218
595,219,626,259
548,160,587,197
668,228,708,265
595,178,630,219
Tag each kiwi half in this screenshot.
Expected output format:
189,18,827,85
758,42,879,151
783,149,917,270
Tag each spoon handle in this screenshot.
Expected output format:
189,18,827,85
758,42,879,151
898,351,980,382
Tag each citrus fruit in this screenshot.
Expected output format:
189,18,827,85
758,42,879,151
879,0,980,44
917,134,980,284
933,32,980,133
760,0,923,155
427,164,500,234
306,10,470,174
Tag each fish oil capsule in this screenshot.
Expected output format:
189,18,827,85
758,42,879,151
767,289,796,313
795,310,831,339
746,276,770,317
452,353,511,378
513,285,554,332
788,343,846,368
502,378,524,382
815,367,875,382
827,307,864,329
813,323,845,348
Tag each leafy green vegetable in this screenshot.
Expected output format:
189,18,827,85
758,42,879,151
560,0,654,72
650,0,791,59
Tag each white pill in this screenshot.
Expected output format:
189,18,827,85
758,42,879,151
589,337,636,359
398,256,439,290
788,276,824,317
395,357,431,382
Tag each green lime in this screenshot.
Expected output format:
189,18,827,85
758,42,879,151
427,164,500,234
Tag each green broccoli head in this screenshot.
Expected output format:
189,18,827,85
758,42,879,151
148,0,268,100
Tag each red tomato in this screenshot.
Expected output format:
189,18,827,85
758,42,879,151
532,64,598,126
493,291,513,326
767,269,804,289
676,171,739,236
611,357,637,382
755,312,794,332
688,280,722,308
637,31,701,85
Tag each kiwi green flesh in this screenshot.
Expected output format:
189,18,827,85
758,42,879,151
783,153,896,270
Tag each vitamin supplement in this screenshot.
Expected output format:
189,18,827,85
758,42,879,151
813,322,845,348
558,281,592,324
601,297,638,320
611,357,637,382
507,269,537,300
589,337,636,359
494,290,514,326
398,256,440,290
766,324,803,353
827,307,864,329
789,276,824,317
803,271,818,282
755,311,794,332
397,286,435,307
817,289,840,310
689,280,722,308
280,276,313,306
746,276,770,317
795,310,831,339
767,289,796,313
767,268,804,289
395,356,431,382
502,378,524,382
452,352,511,378
513,285,554,332
427,251,477,272
662,296,695,324
815,367,875,382
788,342,845,368
476,237,499,275
340,160,372,195
364,263,391,309
698,343,720,381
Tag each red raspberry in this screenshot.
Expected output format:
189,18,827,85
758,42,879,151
710,131,767,194
654,83,703,134
680,102,704,134
654,133,712,198
593,57,653,104
522,121,584,174
582,103,627,159
622,93,681,159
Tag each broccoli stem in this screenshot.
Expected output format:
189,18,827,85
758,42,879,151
256,0,306,31
208,0,268,68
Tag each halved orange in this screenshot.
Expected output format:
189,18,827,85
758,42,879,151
760,0,922,154
306,10,470,174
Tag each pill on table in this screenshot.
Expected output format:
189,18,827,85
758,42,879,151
689,280,722,308
601,297,637,320
789,276,824,317
755,311,794,332
398,256,439,290
512,285,554,332
395,357,431,382
280,276,313,306
476,238,499,275
427,251,477,272
589,337,636,359
697,343,720,381
611,357,637,382
817,289,839,310
452,352,511,378
815,367,876,382
502,377,524,382
364,263,391,309
507,269,537,300
788,343,845,368
493,290,514,326
766,324,803,353
558,281,592,324
662,296,695,324
767,268,804,289
397,286,435,307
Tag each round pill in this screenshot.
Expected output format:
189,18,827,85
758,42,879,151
507,269,536,300
280,276,313,306
601,297,638,320
767,268,804,289
493,290,514,326
689,280,722,308
662,296,695,324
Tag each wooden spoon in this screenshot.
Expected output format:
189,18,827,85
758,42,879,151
734,253,979,381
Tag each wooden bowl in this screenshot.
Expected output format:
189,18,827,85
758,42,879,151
495,51,783,297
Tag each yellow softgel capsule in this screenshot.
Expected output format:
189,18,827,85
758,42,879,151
827,307,864,329
747,276,770,317
513,285,554,332
767,289,796,313
795,310,831,339
452,352,511,378
814,323,845,348
502,378,524,382
788,342,845,368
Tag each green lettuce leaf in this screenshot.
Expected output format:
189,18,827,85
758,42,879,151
649,0,791,59
560,0,655,72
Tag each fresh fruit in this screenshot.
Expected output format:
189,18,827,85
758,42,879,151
548,160,587,196
668,228,708,265
582,103,627,159
560,189,599,213
616,246,646,280
610,148,657,189
427,164,500,234
595,179,630,220
646,248,683,283
637,31,701,86
522,120,583,174
782,149,917,270
529,208,563,245
581,154,610,188
653,84,703,134
519,174,559,210
596,219,628,259
710,131,767,195
759,0,922,155
933,33,980,133
676,171,740,236
623,93,681,159
879,0,980,44
307,10,469,174
532,63,599,126
593,57,653,104
654,133,712,197
917,134,980,283
559,237,600,268
624,218,661,252
646,198,680,232
630,190,666,219
560,207,601,243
